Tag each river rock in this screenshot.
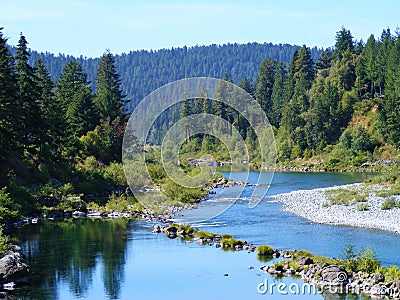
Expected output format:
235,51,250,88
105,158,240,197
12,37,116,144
0,249,30,285
152,224,162,233
298,256,314,266
321,265,348,284
373,272,385,284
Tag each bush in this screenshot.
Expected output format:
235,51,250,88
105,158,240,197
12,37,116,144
381,197,397,210
357,203,369,211
0,228,11,256
0,187,22,224
221,237,244,248
257,245,275,257
194,230,215,240
357,247,380,273
384,265,400,281
344,245,381,273
103,163,127,187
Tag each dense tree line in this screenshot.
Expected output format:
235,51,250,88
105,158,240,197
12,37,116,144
9,42,322,112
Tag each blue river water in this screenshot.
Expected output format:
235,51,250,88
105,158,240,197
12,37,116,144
10,172,396,300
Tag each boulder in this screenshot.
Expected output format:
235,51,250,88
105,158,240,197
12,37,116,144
298,256,314,266
373,272,385,284
0,250,30,285
272,251,280,258
321,265,348,284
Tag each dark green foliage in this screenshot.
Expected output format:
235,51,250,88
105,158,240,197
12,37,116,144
343,245,380,273
256,245,275,257
56,61,98,144
0,28,18,159
339,126,378,153
15,34,42,149
0,187,22,224
256,58,276,114
0,227,11,256
333,27,354,60
94,51,125,122
162,179,206,203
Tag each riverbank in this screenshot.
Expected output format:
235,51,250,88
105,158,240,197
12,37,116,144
272,183,400,233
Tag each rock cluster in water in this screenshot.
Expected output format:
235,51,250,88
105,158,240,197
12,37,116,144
0,245,30,293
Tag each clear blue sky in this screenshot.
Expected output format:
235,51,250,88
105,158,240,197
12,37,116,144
1,0,399,58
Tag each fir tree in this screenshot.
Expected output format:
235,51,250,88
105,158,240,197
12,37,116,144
94,51,125,122
255,58,276,114
0,28,18,158
15,34,41,149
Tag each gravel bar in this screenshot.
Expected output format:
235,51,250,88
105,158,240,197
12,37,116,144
272,183,400,233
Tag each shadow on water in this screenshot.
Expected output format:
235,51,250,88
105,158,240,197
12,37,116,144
10,218,131,300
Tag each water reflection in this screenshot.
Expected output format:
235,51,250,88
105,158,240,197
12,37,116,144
12,219,130,299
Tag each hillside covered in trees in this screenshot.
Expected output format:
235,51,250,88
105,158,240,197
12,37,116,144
12,42,322,111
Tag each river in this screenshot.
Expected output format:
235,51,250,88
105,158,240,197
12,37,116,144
10,172,396,300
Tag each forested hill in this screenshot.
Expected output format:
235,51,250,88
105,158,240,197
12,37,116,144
10,43,323,111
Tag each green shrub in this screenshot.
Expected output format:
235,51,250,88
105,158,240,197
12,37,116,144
0,228,11,256
384,265,400,281
194,230,215,240
325,188,369,206
221,237,244,248
257,245,275,256
356,203,369,211
357,247,381,273
0,187,22,224
381,197,397,210
105,194,139,212
375,183,400,197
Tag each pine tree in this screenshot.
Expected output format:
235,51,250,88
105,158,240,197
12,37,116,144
379,36,400,146
15,33,41,149
35,59,64,155
375,29,393,96
333,27,354,60
239,75,253,96
364,35,377,97
0,28,18,159
255,58,276,114
94,51,125,122
279,46,315,156
316,49,332,78
56,61,97,144
270,62,287,128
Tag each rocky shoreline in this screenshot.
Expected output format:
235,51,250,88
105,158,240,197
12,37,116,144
261,250,400,299
272,183,400,233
